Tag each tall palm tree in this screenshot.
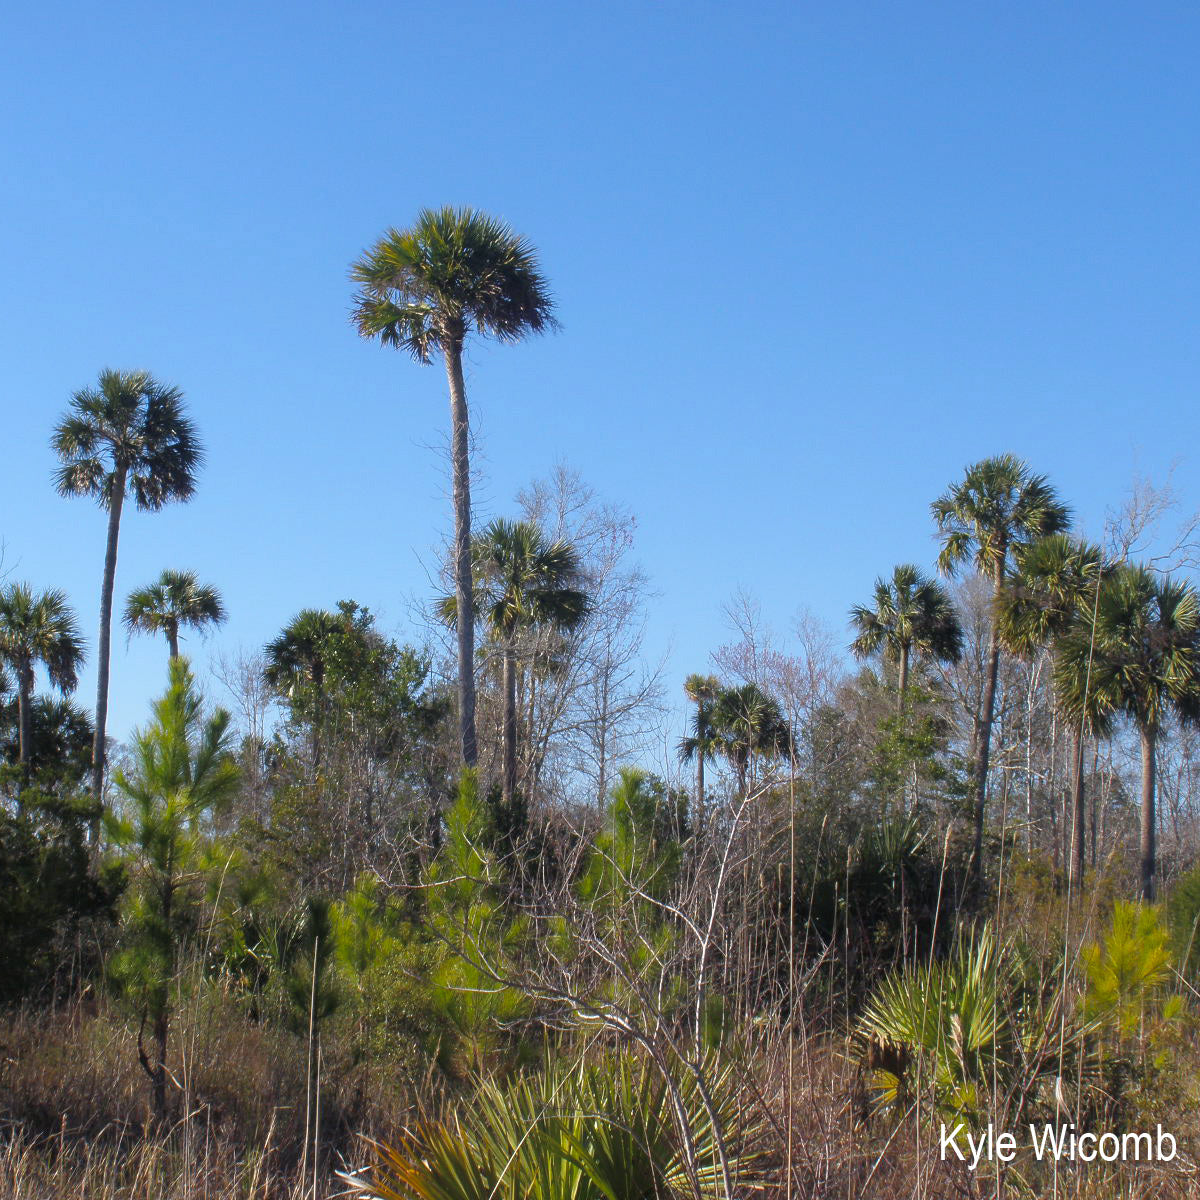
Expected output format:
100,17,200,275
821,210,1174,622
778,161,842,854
1055,566,1200,900
849,564,963,710
440,519,587,807
351,208,558,769
0,583,85,790
262,608,342,772
679,673,722,816
124,569,226,660
997,534,1107,885
51,369,202,807
711,683,793,797
931,454,1071,881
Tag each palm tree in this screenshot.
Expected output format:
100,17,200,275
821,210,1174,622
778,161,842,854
679,674,722,818
262,609,342,771
351,208,557,769
51,369,202,808
0,583,86,790
711,683,793,797
1055,566,1200,900
931,454,1071,881
997,534,1107,885
849,564,963,710
124,569,226,660
439,519,587,807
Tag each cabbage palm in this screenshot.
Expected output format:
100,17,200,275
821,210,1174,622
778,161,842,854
849,564,963,710
998,534,1108,884
351,208,557,769
711,683,793,797
440,519,587,806
679,673,722,815
1055,566,1200,900
124,569,226,660
0,583,85,790
262,608,342,771
51,369,202,806
931,454,1071,881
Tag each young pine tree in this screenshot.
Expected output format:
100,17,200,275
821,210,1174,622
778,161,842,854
106,658,239,1118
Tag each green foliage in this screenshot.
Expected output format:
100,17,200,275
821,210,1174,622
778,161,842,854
0,806,120,1002
346,1052,771,1200
124,568,226,656
858,926,1017,1120
421,770,531,1074
350,207,558,362
105,658,240,1111
51,370,201,511
1083,901,1181,1044
1166,863,1200,983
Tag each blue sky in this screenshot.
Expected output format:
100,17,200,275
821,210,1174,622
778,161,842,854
3,1,1199,744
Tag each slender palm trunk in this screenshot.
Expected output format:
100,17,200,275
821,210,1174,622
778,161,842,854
971,569,1004,882
696,748,705,819
17,665,33,794
897,642,910,712
1068,727,1086,889
501,644,517,807
444,336,477,767
91,470,127,823
166,620,179,660
1140,725,1157,901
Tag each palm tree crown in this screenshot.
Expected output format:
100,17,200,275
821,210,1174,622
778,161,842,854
932,453,1072,581
849,564,963,706
710,683,793,796
350,207,558,360
440,518,588,806
441,518,588,640
51,369,201,512
124,569,226,659
0,583,86,783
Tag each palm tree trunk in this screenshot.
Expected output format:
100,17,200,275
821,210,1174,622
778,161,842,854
1140,725,1157,901
91,469,127,824
1068,727,1085,890
897,643,910,712
972,573,1003,883
502,645,517,807
17,665,33,795
443,337,477,767
166,620,179,660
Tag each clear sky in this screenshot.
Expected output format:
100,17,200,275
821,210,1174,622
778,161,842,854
3,1,1199,746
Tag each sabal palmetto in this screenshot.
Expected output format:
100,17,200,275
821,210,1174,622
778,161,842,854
679,673,722,818
1055,566,1200,900
351,208,558,769
711,682,793,797
931,454,1071,881
0,583,85,791
849,564,963,711
51,369,202,806
262,608,342,771
998,534,1108,885
124,569,226,660
439,518,587,807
